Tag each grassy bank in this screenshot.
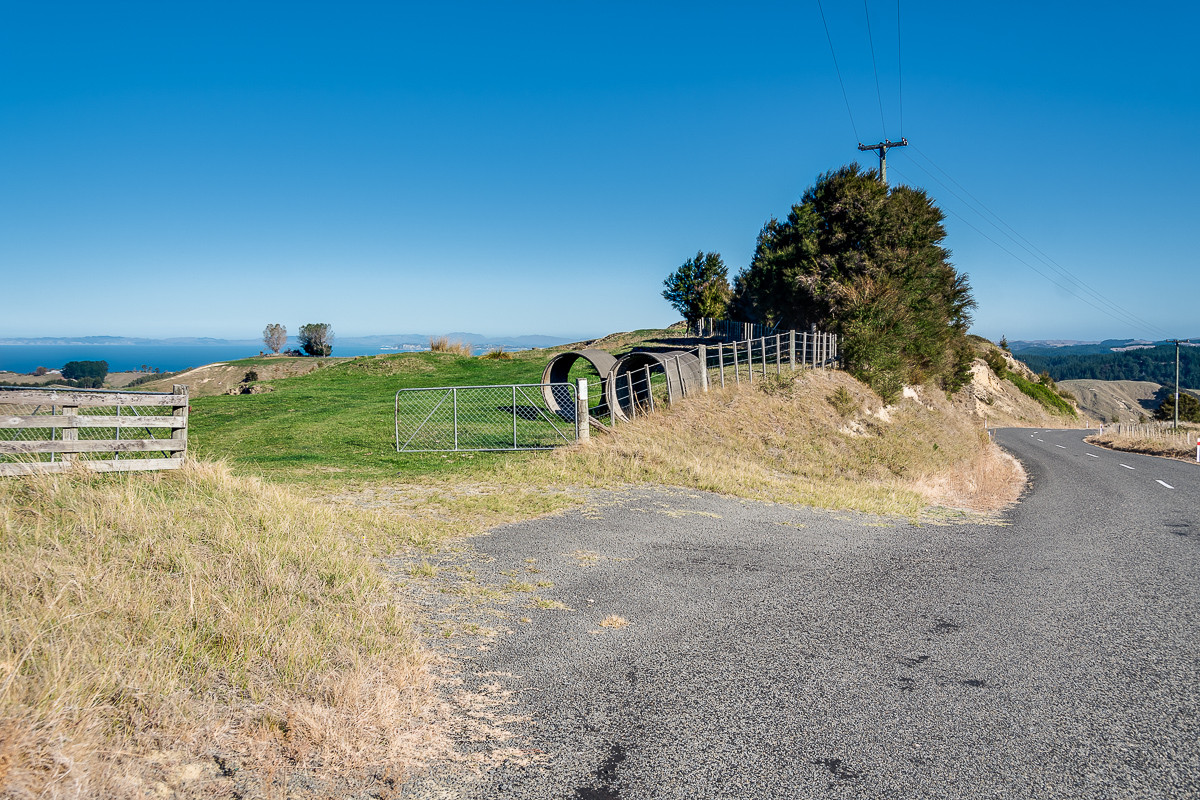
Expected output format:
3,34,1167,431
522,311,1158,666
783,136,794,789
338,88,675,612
0,462,445,798
1087,424,1200,463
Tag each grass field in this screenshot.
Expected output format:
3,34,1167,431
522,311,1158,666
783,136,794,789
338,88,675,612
191,330,692,485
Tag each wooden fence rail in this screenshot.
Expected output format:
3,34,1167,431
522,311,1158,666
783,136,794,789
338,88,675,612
0,385,188,476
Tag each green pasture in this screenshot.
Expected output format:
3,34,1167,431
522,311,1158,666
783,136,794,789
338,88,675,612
189,329,694,485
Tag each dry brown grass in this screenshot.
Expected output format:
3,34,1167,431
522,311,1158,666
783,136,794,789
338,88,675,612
479,346,513,360
0,461,445,798
1086,426,1200,463
493,370,1021,518
428,337,473,357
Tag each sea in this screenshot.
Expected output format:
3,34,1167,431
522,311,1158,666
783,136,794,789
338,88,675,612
0,344,408,375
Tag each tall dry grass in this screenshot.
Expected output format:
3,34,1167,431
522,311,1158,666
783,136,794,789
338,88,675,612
497,370,1022,518
0,461,443,798
1087,425,1200,463
428,337,473,356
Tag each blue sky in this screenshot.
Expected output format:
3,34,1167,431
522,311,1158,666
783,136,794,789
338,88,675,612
2,2,1196,342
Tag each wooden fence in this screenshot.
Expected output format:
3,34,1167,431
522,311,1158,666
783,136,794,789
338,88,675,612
0,385,188,476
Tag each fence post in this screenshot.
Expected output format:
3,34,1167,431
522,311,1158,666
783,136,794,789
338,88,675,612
811,325,818,368
172,384,188,460
832,333,838,366
733,341,740,385
453,387,459,451
60,402,78,464
576,378,589,442
760,337,767,378
513,384,518,448
699,344,709,392
674,356,686,399
789,330,796,371
644,366,655,413
718,342,725,388
775,334,781,375
627,372,636,419
747,339,754,384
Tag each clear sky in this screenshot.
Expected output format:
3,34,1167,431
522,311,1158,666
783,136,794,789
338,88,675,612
2,2,1196,342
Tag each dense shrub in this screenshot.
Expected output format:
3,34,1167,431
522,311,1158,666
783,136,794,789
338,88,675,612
731,164,974,401
1009,374,1076,416
61,360,108,383
983,349,1008,379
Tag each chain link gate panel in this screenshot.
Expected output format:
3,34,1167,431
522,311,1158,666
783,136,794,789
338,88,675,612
395,383,577,452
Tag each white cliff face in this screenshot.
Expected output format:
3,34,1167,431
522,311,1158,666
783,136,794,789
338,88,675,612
955,353,1080,428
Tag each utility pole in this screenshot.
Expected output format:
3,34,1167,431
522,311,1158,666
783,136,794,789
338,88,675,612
858,137,908,186
1166,339,1190,430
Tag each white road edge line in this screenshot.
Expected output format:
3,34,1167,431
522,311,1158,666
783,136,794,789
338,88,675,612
1055,444,1067,449
1157,480,1175,489
1086,453,1099,458
1037,439,1045,442
1120,464,1135,470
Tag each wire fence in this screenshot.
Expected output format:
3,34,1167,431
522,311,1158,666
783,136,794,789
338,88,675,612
394,329,839,452
602,329,838,425
0,386,188,476
1106,422,1200,442
687,317,782,341
395,383,579,452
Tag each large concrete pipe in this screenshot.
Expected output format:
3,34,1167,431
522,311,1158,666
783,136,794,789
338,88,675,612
604,350,704,422
540,349,618,418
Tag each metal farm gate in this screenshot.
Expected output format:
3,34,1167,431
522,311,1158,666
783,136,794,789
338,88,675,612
395,382,579,452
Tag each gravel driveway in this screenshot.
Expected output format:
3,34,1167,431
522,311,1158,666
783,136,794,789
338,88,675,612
399,429,1199,799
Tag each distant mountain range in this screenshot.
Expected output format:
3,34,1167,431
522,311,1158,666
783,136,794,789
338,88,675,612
0,332,577,349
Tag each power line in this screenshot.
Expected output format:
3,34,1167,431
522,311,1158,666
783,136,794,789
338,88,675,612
896,0,903,137
888,163,1171,339
816,0,861,144
904,146,1170,338
863,0,888,138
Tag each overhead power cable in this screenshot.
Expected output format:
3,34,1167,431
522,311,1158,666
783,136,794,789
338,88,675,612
816,0,861,143
904,146,1170,339
896,0,903,137
889,162,1171,339
863,0,888,139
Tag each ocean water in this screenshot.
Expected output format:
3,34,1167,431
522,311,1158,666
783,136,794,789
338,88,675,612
0,344,398,375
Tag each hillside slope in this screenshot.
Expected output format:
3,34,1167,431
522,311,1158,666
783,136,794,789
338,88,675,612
952,342,1083,429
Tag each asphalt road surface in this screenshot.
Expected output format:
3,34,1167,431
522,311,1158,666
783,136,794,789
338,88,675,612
403,429,1199,799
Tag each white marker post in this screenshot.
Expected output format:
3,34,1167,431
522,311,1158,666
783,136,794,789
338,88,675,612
1196,436,1199,463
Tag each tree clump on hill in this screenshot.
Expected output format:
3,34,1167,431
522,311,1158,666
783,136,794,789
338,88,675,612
262,323,287,354
1155,391,1200,423
730,164,975,401
61,360,109,388
662,251,731,328
298,323,334,357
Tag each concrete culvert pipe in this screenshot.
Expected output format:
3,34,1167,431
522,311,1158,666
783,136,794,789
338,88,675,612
605,350,704,422
540,349,618,419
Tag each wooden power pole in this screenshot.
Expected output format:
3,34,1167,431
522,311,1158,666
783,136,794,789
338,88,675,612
858,137,908,186
1167,339,1191,429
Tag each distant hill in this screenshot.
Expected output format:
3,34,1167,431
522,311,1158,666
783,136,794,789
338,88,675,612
1021,343,1199,388
1059,379,1200,423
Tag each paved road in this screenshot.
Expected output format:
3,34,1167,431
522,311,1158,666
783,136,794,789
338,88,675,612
404,429,1199,799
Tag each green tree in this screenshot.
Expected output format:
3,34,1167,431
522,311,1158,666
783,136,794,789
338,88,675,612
1155,392,1200,423
731,164,975,400
298,323,334,357
61,360,109,385
999,335,1009,352
662,251,731,326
